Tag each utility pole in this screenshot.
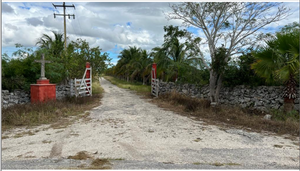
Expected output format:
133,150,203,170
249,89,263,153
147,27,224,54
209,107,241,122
52,2,75,50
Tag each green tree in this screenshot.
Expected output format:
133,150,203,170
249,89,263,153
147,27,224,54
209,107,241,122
129,49,153,85
251,29,299,112
36,31,64,57
116,46,142,82
2,51,40,91
66,38,111,79
151,25,203,82
168,2,291,104
222,52,266,87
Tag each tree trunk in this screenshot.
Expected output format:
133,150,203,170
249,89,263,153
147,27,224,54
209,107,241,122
215,74,223,104
282,75,297,113
143,76,146,85
145,74,151,85
283,98,294,113
209,70,217,103
209,69,222,104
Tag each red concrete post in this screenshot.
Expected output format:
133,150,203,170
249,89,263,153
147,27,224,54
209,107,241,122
86,62,91,95
152,63,157,79
30,80,56,103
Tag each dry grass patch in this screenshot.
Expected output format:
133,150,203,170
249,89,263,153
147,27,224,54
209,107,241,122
89,158,112,169
13,131,35,138
67,151,93,160
2,93,102,131
42,140,52,144
274,144,283,148
153,92,299,136
159,91,210,112
2,135,9,139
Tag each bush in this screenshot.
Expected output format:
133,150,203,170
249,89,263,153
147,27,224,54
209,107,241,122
159,91,210,112
271,109,299,121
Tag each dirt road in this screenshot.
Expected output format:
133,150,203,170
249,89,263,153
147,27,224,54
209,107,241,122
2,78,299,169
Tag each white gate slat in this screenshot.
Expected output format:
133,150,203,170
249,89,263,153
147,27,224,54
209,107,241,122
151,78,159,97
74,67,92,97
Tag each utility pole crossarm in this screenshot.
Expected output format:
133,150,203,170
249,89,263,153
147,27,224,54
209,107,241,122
52,2,75,50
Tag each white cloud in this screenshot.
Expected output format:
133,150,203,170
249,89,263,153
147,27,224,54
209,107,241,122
2,2,299,62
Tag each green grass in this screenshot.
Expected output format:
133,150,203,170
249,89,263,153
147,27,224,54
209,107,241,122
104,76,151,93
92,78,104,95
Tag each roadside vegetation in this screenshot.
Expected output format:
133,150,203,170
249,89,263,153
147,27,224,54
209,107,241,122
1,2,299,137
154,91,299,136
104,75,151,93
1,28,109,131
104,13,299,136
1,78,103,131
103,75,299,136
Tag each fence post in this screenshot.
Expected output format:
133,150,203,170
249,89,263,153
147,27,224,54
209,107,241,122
74,78,78,97
86,62,91,96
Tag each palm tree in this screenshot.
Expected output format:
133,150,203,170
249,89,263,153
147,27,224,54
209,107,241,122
116,46,141,82
152,25,204,82
36,31,64,57
251,30,299,112
129,50,153,85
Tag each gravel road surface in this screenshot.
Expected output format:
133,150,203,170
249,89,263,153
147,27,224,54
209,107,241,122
2,78,299,169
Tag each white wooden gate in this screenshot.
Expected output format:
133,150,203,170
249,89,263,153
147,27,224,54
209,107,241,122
151,68,159,97
74,67,92,97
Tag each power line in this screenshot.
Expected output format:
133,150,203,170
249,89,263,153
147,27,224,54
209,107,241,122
52,2,75,50
74,9,83,39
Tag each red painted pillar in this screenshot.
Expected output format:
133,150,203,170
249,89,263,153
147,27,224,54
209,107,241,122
86,62,91,95
152,63,157,79
30,79,56,103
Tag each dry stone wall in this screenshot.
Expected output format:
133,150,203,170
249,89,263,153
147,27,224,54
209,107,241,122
2,90,30,108
158,81,300,112
2,80,77,108
56,79,76,99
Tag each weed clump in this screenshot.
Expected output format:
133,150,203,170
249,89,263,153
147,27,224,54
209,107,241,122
67,151,92,160
89,158,112,169
159,91,210,112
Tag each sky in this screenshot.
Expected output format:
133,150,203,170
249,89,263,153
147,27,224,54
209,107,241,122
1,1,299,65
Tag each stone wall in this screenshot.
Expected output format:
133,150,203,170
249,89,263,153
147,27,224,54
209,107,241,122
158,81,300,112
2,90,30,108
56,79,76,99
2,80,77,108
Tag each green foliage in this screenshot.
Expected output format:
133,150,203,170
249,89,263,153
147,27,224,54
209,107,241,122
109,46,153,84
222,53,267,87
92,79,104,95
66,38,111,79
2,32,111,91
280,22,300,34
2,51,40,91
107,25,207,86
211,47,228,75
150,25,204,83
271,109,299,122
251,30,299,84
104,76,151,93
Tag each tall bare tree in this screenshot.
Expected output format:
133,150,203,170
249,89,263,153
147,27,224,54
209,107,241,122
168,2,291,104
